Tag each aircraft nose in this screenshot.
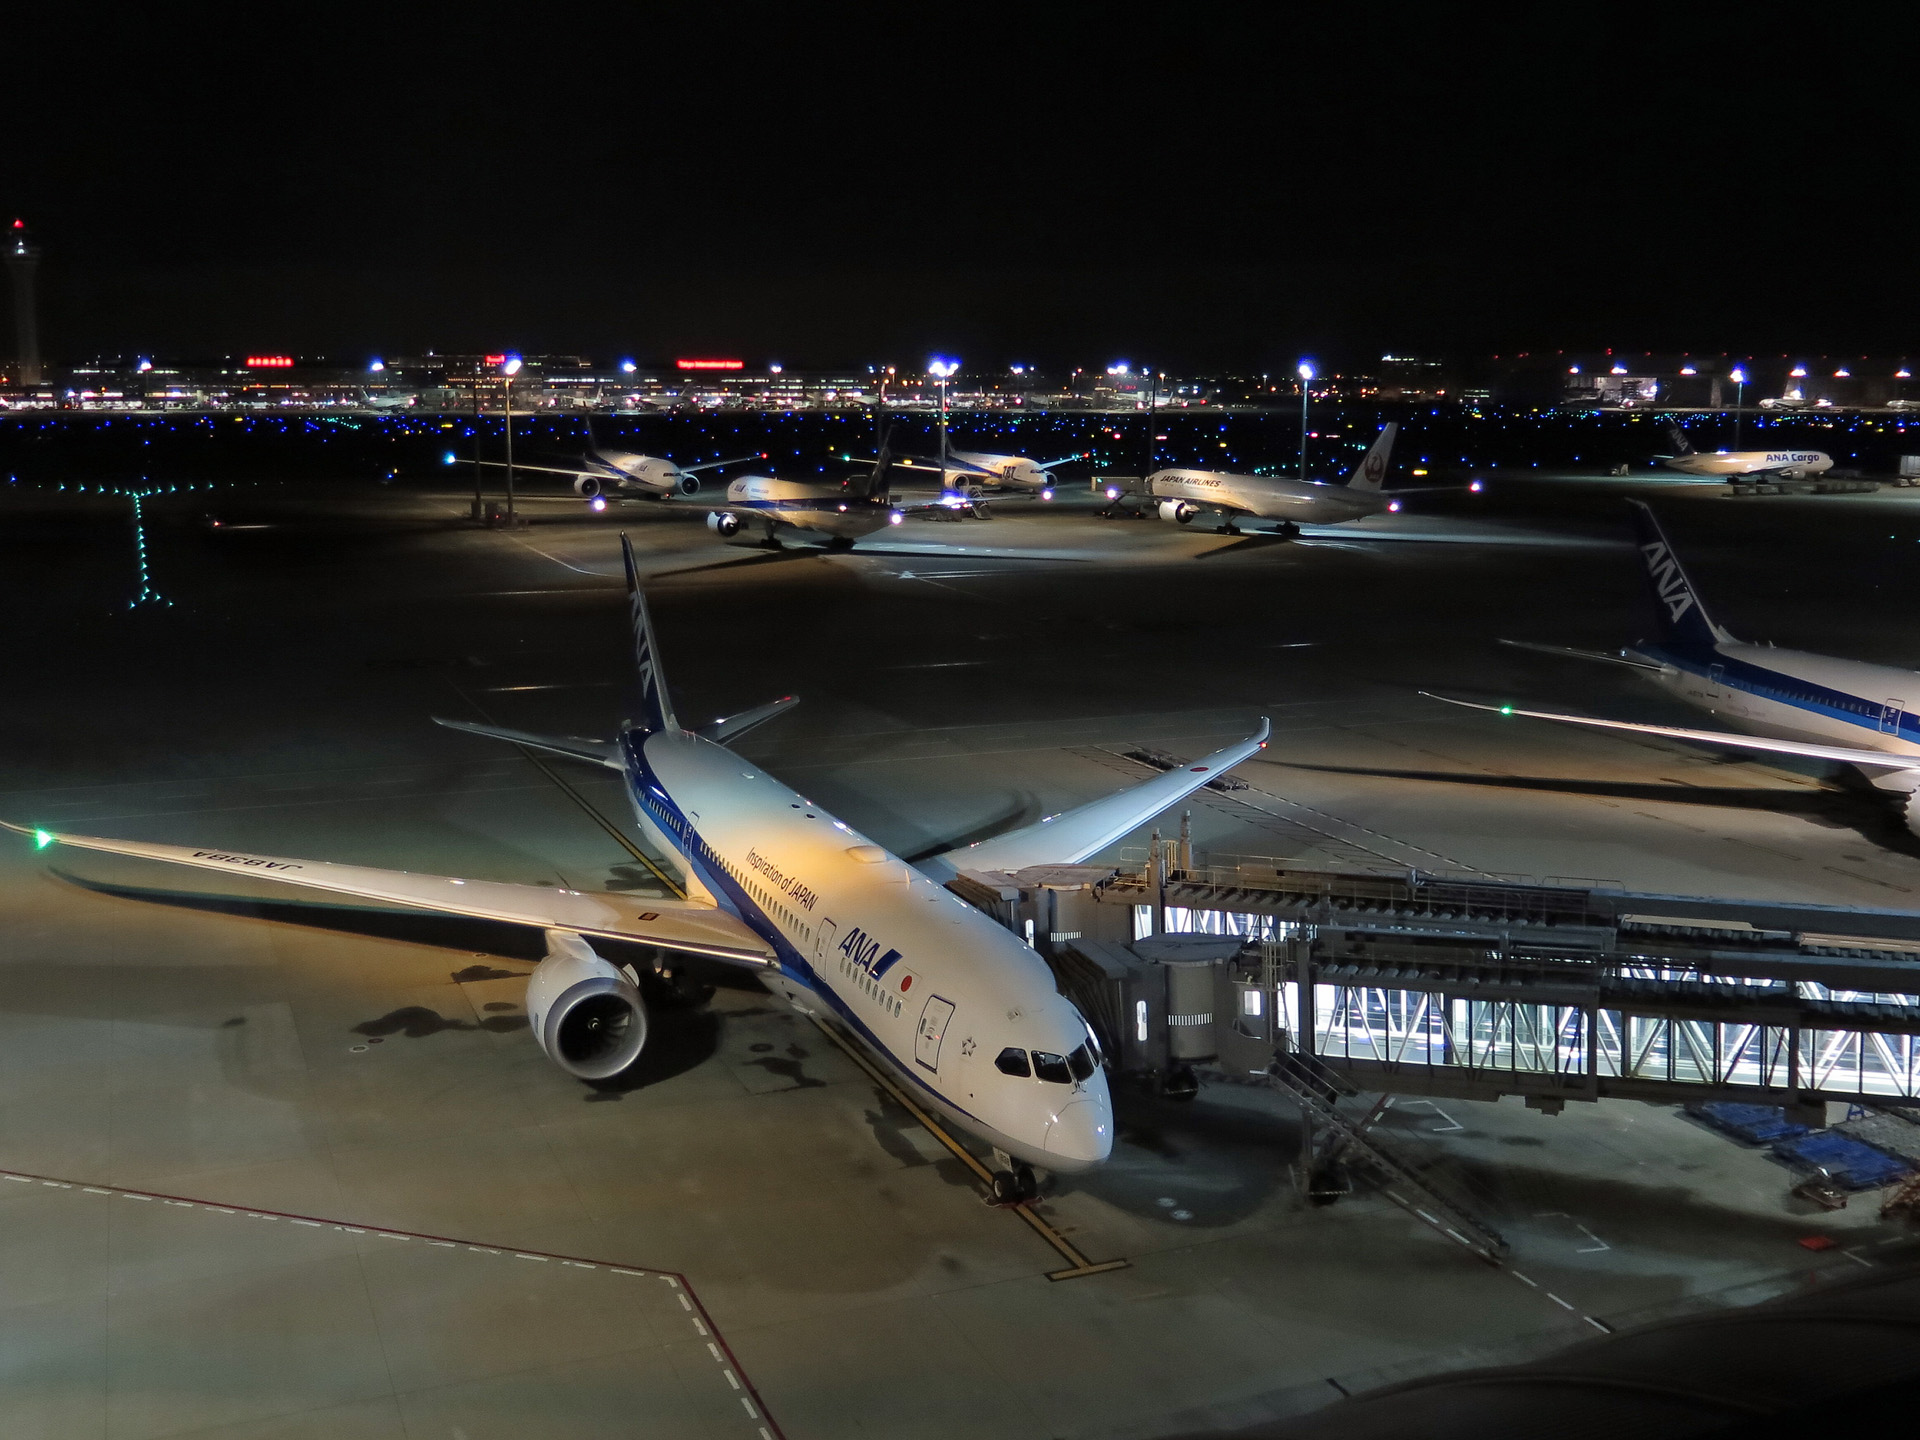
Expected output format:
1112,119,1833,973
1044,1096,1112,1168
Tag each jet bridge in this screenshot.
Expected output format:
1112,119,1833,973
949,855,1920,1115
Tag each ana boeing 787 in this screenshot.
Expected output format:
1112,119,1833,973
10,538,1268,1200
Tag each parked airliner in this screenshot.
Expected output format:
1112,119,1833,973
7,538,1269,1200
1106,424,1476,535
888,447,1084,498
1433,501,1920,832
1659,425,1831,481
453,419,761,501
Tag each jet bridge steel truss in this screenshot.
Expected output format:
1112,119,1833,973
1095,857,1920,1110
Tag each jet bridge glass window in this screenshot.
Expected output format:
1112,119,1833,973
994,1047,1031,1077
1032,1050,1072,1084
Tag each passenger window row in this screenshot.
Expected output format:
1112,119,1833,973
994,1043,1096,1083
838,956,902,1017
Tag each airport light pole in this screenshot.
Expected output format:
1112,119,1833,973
1730,365,1746,450
1297,362,1314,482
501,355,523,524
471,361,485,521
928,358,958,485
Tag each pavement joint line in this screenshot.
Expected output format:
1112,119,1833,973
0,1164,787,1439
807,1015,1131,1282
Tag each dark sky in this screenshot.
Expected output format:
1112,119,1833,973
7,7,1913,369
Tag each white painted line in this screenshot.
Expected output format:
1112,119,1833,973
761,1429,774,1440
1585,1316,1611,1332
514,1254,549,1262
1843,1249,1874,1268
725,1371,742,1391
123,1194,152,1202
1511,1272,1538,1287
377,1233,408,1241
610,1267,644,1275
3,1174,30,1183
740,1396,756,1415
468,1246,499,1254
678,1294,693,1311
429,1241,456,1248
83,1187,111,1195
667,1277,681,1288
694,1320,709,1336
342,1227,365,1234
708,1343,723,1362
1576,1226,1611,1254
291,1219,322,1227
43,1182,72,1189
1548,1293,1576,1310
211,1207,237,1214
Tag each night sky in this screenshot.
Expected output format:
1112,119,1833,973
7,8,1912,369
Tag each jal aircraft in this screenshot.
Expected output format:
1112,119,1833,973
7,538,1268,1199
706,443,912,548
455,420,761,502
1659,425,1831,481
1116,424,1473,535
1432,500,1920,832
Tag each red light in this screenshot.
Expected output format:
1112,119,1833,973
245,355,294,368
483,354,506,365
676,358,744,371
10,219,22,229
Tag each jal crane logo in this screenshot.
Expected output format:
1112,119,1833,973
1363,451,1387,485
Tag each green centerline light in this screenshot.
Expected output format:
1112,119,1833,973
33,829,54,850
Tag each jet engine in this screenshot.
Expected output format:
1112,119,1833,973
1904,789,1920,837
1157,500,1198,525
526,931,648,1081
574,475,603,499
707,511,742,537
678,475,700,495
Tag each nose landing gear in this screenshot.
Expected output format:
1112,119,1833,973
988,1153,1039,1205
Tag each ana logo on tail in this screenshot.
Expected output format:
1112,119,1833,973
632,588,660,706
1640,541,1696,622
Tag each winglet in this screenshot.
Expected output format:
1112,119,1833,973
620,534,680,733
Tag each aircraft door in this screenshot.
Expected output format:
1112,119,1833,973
1883,700,1904,736
914,996,956,1072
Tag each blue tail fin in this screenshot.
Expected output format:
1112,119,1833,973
620,534,679,733
1626,500,1731,649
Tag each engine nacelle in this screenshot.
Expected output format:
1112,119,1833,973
1158,499,1197,525
1904,789,1920,837
573,475,603,499
678,475,700,495
526,931,648,1081
707,511,742,537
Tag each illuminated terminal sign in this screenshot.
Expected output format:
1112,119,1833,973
676,358,744,371
245,355,295,368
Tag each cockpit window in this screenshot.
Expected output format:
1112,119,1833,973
1067,1043,1095,1081
1032,1050,1072,1084
994,1047,1031,1078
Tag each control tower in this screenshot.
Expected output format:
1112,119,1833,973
7,218,43,385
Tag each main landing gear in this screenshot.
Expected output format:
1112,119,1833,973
989,1151,1039,1205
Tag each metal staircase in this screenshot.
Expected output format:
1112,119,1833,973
1268,1048,1509,1263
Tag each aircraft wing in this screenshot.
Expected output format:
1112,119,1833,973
1497,639,1666,673
453,459,608,480
432,717,623,769
935,720,1271,871
888,454,995,477
698,695,799,744
3,821,777,966
679,454,765,474
1423,694,1920,771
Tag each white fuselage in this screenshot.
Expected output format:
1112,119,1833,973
593,450,693,497
946,451,1051,492
621,726,1115,1170
719,475,902,540
1148,468,1387,525
1663,450,1832,479
1638,640,1920,783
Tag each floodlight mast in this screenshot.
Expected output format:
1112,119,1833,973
501,355,523,523
928,358,958,481
1298,361,1314,482
1729,366,1747,450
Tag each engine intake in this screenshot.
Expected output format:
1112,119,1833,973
573,475,603,499
678,475,700,495
707,511,742,537
526,931,648,1081
1158,499,1197,525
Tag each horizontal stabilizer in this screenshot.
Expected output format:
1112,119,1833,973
931,719,1271,874
698,695,799,745
2,822,776,965
1497,639,1666,672
432,717,622,769
1422,693,1920,771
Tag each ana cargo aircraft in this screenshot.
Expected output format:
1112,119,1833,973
1659,425,1831,481
1432,501,1920,832
7,538,1270,1200
452,420,762,501
1109,424,1474,535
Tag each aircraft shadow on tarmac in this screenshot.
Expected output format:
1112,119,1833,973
1276,762,1920,855
49,869,728,1090
1194,532,1297,559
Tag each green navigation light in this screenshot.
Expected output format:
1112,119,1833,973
33,829,54,849
1500,706,1514,716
